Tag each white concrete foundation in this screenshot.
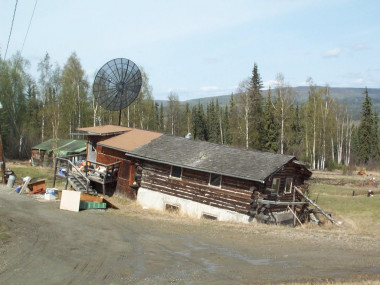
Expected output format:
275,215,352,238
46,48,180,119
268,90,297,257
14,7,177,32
137,187,253,224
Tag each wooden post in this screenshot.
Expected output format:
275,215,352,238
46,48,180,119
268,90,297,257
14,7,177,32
52,158,58,187
292,186,296,227
0,125,5,184
287,206,304,228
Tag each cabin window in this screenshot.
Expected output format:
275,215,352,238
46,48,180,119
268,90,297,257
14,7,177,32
271,178,280,194
209,173,222,187
284,178,293,194
165,203,180,213
202,213,218,220
170,166,182,179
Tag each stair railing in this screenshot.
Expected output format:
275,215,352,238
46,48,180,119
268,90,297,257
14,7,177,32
53,157,90,193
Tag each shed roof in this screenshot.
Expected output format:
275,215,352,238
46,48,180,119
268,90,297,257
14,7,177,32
98,129,163,152
128,135,303,183
75,125,131,136
32,139,87,157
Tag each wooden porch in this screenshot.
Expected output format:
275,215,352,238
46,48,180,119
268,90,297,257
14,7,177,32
53,154,120,195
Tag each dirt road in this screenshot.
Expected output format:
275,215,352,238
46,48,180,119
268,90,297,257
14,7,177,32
0,186,379,284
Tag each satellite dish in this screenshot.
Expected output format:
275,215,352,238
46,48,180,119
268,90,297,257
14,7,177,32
93,58,142,124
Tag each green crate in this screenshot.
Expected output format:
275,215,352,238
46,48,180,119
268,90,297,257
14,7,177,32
79,201,107,210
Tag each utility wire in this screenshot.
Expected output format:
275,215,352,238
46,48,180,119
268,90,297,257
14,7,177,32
4,0,19,61
21,0,38,54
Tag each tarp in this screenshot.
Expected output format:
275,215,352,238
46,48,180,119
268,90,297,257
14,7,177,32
32,139,87,157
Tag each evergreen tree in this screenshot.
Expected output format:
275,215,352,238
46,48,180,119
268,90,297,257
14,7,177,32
356,88,379,163
288,104,302,156
249,63,264,150
222,105,232,144
207,100,219,143
159,102,164,131
192,103,208,141
262,90,279,153
371,110,380,159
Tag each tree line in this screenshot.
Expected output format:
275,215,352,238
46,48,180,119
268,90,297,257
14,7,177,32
0,52,379,169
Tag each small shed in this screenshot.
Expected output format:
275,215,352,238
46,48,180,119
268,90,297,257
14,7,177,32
31,139,87,166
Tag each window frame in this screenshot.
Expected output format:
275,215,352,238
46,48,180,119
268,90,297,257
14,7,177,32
209,173,222,188
284,178,293,194
271,178,281,194
170,165,182,179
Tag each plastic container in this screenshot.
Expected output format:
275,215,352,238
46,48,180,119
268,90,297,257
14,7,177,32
23,176,31,183
46,188,56,194
7,175,16,188
16,186,21,193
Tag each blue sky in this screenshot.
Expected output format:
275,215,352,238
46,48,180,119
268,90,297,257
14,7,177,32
1,0,379,100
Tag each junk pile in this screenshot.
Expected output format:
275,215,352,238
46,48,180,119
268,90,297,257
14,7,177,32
15,174,116,212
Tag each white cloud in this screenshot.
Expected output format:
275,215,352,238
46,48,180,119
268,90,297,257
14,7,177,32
200,86,219,91
263,80,278,88
323,48,342,58
351,44,368,51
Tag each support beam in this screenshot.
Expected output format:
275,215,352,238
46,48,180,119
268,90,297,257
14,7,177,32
295,187,342,226
257,199,308,206
287,205,304,228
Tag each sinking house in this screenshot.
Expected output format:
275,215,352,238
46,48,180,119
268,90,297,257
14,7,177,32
124,135,312,223
90,126,311,221
66,125,311,223
31,139,87,166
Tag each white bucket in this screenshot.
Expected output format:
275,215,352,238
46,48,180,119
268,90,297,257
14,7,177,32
7,175,16,188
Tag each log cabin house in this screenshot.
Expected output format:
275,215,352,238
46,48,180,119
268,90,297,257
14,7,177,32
72,125,312,224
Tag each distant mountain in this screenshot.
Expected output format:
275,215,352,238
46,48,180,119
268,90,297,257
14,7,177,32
156,87,380,120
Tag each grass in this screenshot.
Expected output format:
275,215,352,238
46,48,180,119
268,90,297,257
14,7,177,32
310,171,380,236
6,162,66,189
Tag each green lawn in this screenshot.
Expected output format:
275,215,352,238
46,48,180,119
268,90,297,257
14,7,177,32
309,182,380,235
7,164,66,189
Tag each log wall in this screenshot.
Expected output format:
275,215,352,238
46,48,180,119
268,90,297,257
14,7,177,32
140,160,262,215
264,161,310,212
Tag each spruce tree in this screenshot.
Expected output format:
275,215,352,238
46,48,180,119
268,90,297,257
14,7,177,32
262,90,279,153
357,88,379,163
249,63,264,149
192,103,208,141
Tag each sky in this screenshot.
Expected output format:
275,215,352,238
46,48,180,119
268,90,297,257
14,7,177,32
1,0,379,101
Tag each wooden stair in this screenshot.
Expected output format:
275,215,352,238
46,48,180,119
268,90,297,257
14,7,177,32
68,172,97,195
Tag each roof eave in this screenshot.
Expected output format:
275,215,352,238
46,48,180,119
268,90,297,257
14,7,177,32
125,152,265,184
71,131,127,136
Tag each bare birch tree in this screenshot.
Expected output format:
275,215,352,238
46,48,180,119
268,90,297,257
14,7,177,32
272,73,295,154
237,79,251,149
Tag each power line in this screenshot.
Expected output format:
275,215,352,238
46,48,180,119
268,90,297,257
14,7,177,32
4,0,19,61
21,0,38,54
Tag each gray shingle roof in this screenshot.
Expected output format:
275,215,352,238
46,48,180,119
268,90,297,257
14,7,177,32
128,135,296,183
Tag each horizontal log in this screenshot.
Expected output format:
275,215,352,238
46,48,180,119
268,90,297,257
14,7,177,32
143,170,253,198
256,199,308,206
141,181,250,214
142,175,252,204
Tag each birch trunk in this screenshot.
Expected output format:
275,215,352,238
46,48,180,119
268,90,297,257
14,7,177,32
245,104,249,150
